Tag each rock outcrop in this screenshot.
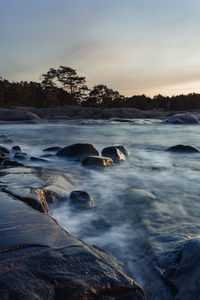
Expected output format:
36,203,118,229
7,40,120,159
165,113,200,124
0,166,145,299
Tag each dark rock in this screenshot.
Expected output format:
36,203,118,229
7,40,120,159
2,160,24,167
0,153,6,163
30,157,48,162
12,145,22,152
0,191,145,300
41,153,54,158
57,143,99,159
102,146,126,162
14,152,28,160
0,145,10,154
43,185,69,204
43,146,61,152
114,145,130,157
2,138,14,144
0,134,8,139
164,239,200,300
167,144,199,153
165,113,200,124
82,156,114,167
69,191,94,210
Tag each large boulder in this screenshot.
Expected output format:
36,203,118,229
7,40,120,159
0,188,145,299
102,146,126,162
69,190,94,210
164,239,200,300
167,145,199,153
165,113,200,124
57,143,99,159
82,156,114,167
0,108,40,121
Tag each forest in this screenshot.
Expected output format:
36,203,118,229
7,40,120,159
1,66,200,110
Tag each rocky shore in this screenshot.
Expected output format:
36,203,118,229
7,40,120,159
1,106,200,121
0,140,145,299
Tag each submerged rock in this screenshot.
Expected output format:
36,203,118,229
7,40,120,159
165,113,200,124
82,156,114,167
102,146,126,162
69,191,94,210
43,146,61,152
12,145,22,152
14,152,28,160
167,145,199,153
30,156,48,162
0,145,10,154
57,143,99,159
2,160,24,167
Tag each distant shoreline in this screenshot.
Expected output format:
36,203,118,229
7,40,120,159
0,105,199,122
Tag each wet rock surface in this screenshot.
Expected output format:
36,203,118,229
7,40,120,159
167,144,199,153
102,146,126,162
0,166,145,300
57,143,99,159
82,156,114,167
69,190,94,210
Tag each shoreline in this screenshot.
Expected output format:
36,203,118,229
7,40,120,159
0,105,199,122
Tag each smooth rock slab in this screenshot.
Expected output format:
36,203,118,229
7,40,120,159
0,191,145,300
167,144,199,153
82,156,114,167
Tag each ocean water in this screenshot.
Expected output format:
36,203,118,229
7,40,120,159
1,119,200,299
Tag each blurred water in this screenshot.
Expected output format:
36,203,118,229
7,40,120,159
1,119,200,298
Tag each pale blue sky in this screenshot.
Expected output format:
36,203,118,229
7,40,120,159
1,0,200,96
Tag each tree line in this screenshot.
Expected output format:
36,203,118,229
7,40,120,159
1,66,200,110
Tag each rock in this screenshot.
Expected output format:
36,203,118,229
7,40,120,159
114,145,130,157
102,146,126,162
164,239,200,300
43,185,69,204
2,138,14,144
14,152,28,160
0,108,40,121
69,191,94,210
30,157,48,162
0,191,145,300
2,160,24,167
0,153,6,163
167,145,199,153
12,145,22,152
0,134,8,139
82,156,114,167
3,186,49,214
43,146,61,152
0,145,10,154
165,113,200,124
41,153,54,158
57,143,99,159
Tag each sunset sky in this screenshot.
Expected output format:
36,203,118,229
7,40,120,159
1,0,200,97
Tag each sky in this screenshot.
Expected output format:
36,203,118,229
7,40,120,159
1,0,200,97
